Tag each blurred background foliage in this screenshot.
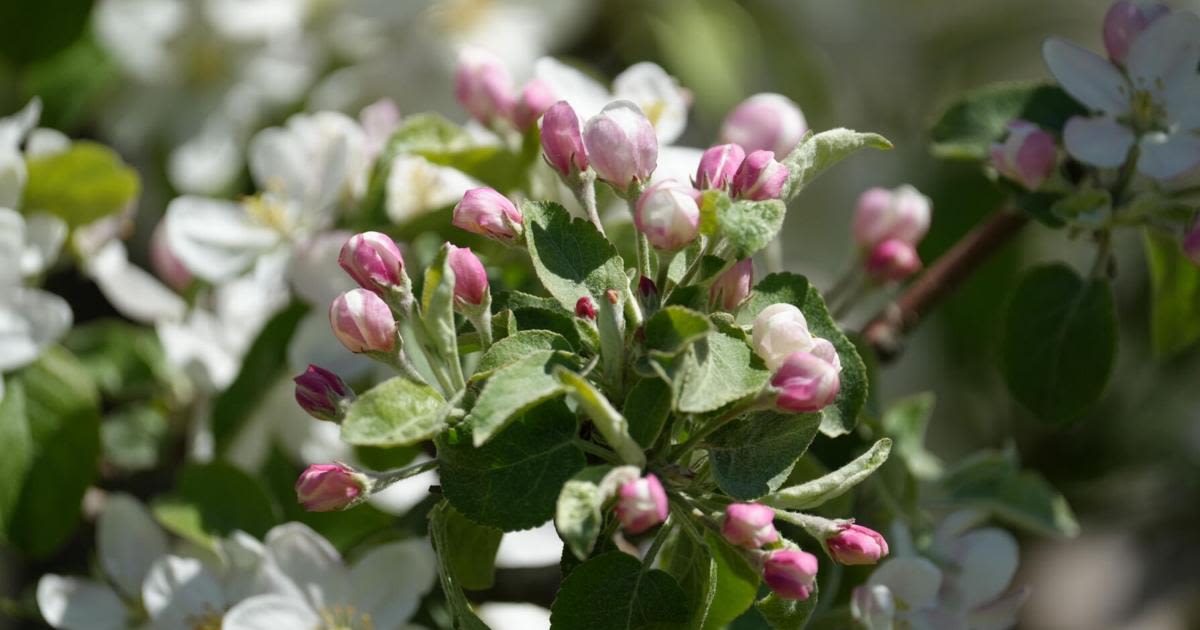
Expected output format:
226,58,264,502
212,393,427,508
2,0,1199,628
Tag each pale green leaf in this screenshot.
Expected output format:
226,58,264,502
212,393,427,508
340,377,448,447
765,438,892,510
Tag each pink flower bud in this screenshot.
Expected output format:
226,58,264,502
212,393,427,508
512,79,556,132
634,180,701,251
614,474,668,535
454,48,515,126
447,245,489,307
575,296,597,320
360,98,400,160
827,524,889,565
637,276,660,313
731,150,789,201
695,143,746,191
752,303,815,371
762,549,819,601
866,239,922,283
1184,223,1200,266
295,463,367,512
772,351,840,413
720,93,807,156
1103,1,1169,65
330,289,397,354
852,185,931,250
453,188,524,243
541,101,588,177
583,100,658,190
149,220,192,293
710,258,754,311
338,231,406,295
722,503,780,549
989,120,1057,191
293,364,354,422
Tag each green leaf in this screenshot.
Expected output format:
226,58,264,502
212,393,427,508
441,504,503,590
493,290,596,350
101,405,168,472
0,383,33,546
717,199,787,258
677,333,771,414
740,272,811,322
930,82,1085,160
623,378,674,448
22,141,140,227
943,449,1080,538
466,350,576,445
1143,228,1200,357
154,462,278,544
781,129,892,201
664,526,760,630
556,369,645,466
1001,264,1117,424
471,329,572,382
556,466,612,560
421,244,462,379
65,319,172,402
644,306,715,357
550,551,690,630
709,411,822,500
439,399,585,531
523,200,628,312
881,393,943,481
755,584,818,630
765,438,891,510
429,501,492,630
340,377,448,447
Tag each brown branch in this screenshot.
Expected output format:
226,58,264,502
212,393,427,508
862,208,1029,362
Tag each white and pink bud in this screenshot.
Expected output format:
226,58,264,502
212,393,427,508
330,289,397,354
695,143,746,191
293,364,354,422
710,258,754,311
454,48,516,126
720,93,808,157
771,351,840,413
752,303,816,371
453,188,524,243
338,231,406,295
583,100,658,191
295,463,368,512
866,238,922,283
512,79,556,132
990,120,1057,191
541,101,588,177
731,150,789,201
1103,1,1169,65
827,524,889,566
852,185,932,250
762,549,819,601
614,474,668,535
1184,223,1200,266
634,180,701,252
447,245,489,308
722,503,780,550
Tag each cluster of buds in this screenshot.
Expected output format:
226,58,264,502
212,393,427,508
752,303,842,412
990,119,1057,191
693,143,789,201
455,48,554,132
541,99,659,193
852,185,931,283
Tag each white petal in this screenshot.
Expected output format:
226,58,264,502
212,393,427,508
349,539,437,626
264,522,349,610
288,230,355,307
1042,38,1131,115
164,196,279,283
220,531,306,604
0,97,41,148
20,212,67,277
257,377,354,465
36,575,127,630
651,145,704,186
203,0,305,41
1137,132,1200,180
0,207,26,287
613,62,689,144
142,556,225,626
1126,11,1200,99
168,119,245,196
0,148,27,211
98,493,168,599
25,128,71,158
86,241,187,324
92,0,186,82
534,56,611,122
969,585,1030,630
1063,115,1134,168
1165,73,1200,131
385,156,478,224
222,594,321,630
950,528,1019,608
156,310,240,390
868,557,943,610
367,455,439,516
0,288,72,372
476,603,552,630
495,521,563,569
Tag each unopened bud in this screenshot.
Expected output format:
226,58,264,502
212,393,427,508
695,143,746,191
447,245,489,307
512,79,556,132
710,259,754,311
828,524,889,565
330,289,397,354
762,549,819,601
752,303,815,371
990,120,1057,191
722,503,780,550
852,185,931,250
731,150,789,201
1103,1,1169,65
575,296,597,320
583,100,658,191
614,474,668,535
866,239,922,283
454,48,515,126
293,364,354,422
541,101,588,177
772,351,840,413
338,231,406,296
720,93,807,156
295,463,368,512
634,180,701,252
453,188,524,243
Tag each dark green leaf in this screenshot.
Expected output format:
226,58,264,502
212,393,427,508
740,272,811,323
1143,228,1200,357
65,319,172,402
709,411,822,500
523,200,628,312
930,82,1084,160
623,378,673,448
943,449,1079,538
471,330,572,382
340,377,448,447
466,350,576,445
677,333,771,414
429,501,492,630
157,462,279,542
550,551,690,630
441,504,503,590
0,383,33,546
644,306,714,357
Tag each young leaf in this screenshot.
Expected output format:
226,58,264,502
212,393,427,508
549,551,690,629
440,504,503,590
1001,264,1116,424
421,244,462,384
943,449,1079,538
708,411,822,500
677,333,770,414
1143,228,1200,357
339,377,448,447
471,329,573,382
643,306,714,357
523,200,628,312
623,378,673,448
439,399,585,531
716,199,787,259
556,466,612,560
466,350,577,445
780,128,892,201
22,141,141,228
428,501,492,630
764,438,892,510
930,82,1084,160
755,583,818,629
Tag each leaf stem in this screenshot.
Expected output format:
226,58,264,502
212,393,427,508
368,458,438,493
580,169,606,236
573,438,621,464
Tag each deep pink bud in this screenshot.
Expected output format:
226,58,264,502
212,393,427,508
762,549,819,601
447,245,489,307
722,503,780,550
772,351,840,413
614,474,668,535
1103,1,1169,65
852,185,931,249
512,79,556,132
575,296,597,320
330,289,397,354
695,143,746,191
149,220,192,293
360,98,401,160
541,101,588,177
731,150,789,201
295,463,367,512
866,239,922,283
1184,223,1200,266
293,364,354,422
990,120,1057,191
634,180,701,251
338,231,406,295
454,48,515,126
710,259,754,311
583,100,658,190
720,93,807,156
453,188,524,243
827,524,889,566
